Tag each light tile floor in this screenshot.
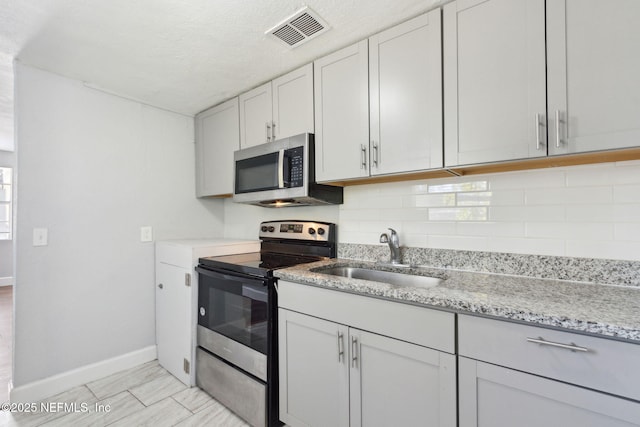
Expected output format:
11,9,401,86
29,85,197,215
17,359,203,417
0,361,250,427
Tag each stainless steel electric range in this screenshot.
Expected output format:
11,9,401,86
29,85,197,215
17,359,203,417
195,220,337,427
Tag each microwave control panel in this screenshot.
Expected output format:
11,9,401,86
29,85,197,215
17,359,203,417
286,146,304,188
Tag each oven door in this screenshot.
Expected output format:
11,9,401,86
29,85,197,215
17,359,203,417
196,266,270,380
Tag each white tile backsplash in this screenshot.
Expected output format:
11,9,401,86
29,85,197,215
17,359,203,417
222,161,640,261
337,162,640,261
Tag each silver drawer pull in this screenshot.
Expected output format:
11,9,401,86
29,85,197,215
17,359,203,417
526,337,589,353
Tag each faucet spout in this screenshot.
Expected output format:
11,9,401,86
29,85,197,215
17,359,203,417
380,228,401,264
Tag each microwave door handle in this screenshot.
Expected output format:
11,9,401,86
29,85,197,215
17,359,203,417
278,148,285,189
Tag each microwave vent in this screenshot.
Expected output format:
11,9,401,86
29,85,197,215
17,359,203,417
266,7,329,48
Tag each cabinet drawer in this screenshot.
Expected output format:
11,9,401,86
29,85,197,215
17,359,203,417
278,280,455,353
458,314,640,401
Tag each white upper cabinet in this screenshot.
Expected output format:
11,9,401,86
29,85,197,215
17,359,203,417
238,83,272,149
546,0,640,155
370,10,443,175
195,97,240,197
314,40,370,182
272,64,314,142
239,64,313,149
444,0,547,167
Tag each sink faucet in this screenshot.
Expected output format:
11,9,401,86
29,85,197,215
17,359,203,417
379,228,401,264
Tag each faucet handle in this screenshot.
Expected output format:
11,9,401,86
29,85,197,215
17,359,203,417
379,233,389,243
388,228,397,236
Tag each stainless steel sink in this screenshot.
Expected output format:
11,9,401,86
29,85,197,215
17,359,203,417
317,266,443,289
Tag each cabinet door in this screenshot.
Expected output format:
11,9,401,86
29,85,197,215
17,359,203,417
547,0,640,155
272,63,314,141
314,40,370,182
239,82,273,148
278,309,349,427
349,329,456,427
444,0,547,166
370,10,443,176
156,263,191,385
459,357,640,427
195,98,239,197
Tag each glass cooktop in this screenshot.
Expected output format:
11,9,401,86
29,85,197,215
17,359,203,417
198,251,323,277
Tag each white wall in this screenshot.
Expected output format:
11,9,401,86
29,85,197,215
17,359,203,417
225,160,640,262
13,65,225,387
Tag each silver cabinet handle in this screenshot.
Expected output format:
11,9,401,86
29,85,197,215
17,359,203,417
555,110,563,148
351,336,358,368
158,283,163,289
372,141,379,167
360,145,367,169
266,122,271,143
271,121,276,140
526,337,588,353
337,332,344,362
535,113,543,150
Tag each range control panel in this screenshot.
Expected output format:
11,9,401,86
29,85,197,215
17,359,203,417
259,220,335,242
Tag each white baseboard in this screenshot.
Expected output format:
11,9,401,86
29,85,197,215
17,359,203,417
9,345,157,403
0,277,13,287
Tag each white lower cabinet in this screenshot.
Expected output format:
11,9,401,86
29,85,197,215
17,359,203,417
458,314,640,427
459,357,640,427
277,281,456,427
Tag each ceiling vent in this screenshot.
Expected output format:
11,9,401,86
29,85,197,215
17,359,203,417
266,7,330,48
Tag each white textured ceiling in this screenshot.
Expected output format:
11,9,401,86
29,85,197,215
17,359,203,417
0,0,442,117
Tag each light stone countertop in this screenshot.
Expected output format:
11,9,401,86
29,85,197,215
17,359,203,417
275,259,640,343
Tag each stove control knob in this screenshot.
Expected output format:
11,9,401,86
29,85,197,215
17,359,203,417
261,226,268,232
308,227,316,235
268,226,275,232
317,228,325,236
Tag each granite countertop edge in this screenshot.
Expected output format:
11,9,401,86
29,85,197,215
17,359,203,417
275,259,640,344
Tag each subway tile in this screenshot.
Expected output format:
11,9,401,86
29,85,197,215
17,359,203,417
525,222,614,241
565,240,640,261
565,204,613,222
614,223,640,242
484,189,525,206
525,187,612,206
456,192,493,206
428,207,487,221
565,163,615,187
427,235,488,251
488,169,566,190
414,193,456,208
613,185,640,203
613,204,640,222
428,180,488,193
401,233,428,247
489,206,565,222
456,221,525,237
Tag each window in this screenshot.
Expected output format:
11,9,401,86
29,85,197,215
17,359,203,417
0,167,12,240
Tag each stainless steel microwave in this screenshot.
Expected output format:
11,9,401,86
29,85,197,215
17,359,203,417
233,133,343,207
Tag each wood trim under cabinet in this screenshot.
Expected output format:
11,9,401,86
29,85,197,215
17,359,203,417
320,147,640,187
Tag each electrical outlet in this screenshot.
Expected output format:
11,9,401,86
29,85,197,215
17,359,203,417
140,226,153,242
33,228,48,246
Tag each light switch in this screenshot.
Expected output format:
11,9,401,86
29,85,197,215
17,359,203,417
33,228,48,246
140,226,153,242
